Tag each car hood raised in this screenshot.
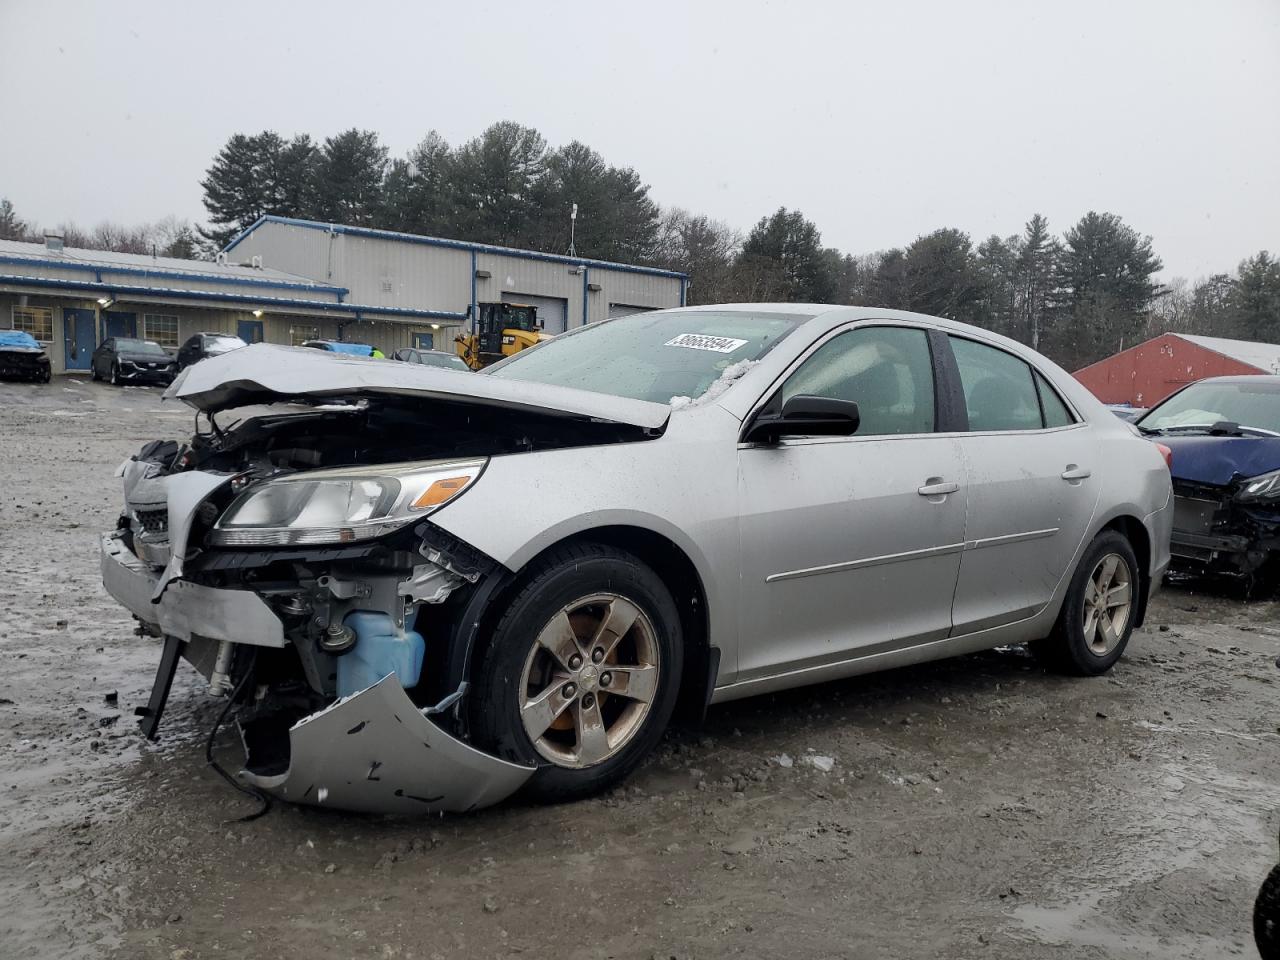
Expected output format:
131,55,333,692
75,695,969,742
163,342,671,430
1163,434,1280,486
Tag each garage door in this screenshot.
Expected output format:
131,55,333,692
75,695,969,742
608,303,654,319
503,292,568,335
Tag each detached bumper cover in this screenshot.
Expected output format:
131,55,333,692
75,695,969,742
240,675,535,815
100,532,285,647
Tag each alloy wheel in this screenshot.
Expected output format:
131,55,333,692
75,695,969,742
1082,553,1133,655
519,593,660,768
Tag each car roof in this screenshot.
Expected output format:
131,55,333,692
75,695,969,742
1186,374,1280,385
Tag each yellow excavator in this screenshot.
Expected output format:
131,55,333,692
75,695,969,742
455,301,551,370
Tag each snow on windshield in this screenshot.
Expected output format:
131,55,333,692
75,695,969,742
669,359,758,411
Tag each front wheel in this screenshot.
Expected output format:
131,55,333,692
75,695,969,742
1258,863,1280,960
1035,530,1139,675
109,362,120,386
468,543,683,803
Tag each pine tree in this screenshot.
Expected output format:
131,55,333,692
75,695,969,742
311,129,389,227
736,208,837,302
450,122,548,246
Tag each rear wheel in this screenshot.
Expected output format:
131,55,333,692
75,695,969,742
1036,530,1139,675
468,543,683,803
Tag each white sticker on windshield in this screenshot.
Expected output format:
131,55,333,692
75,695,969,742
664,333,748,354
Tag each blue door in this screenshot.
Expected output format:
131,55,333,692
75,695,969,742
63,308,96,370
412,331,434,350
238,319,264,344
103,311,137,340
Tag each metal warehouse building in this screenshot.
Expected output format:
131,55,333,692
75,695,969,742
1075,332,1280,407
0,219,686,375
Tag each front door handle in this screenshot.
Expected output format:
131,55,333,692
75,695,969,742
918,479,960,497
1061,465,1092,482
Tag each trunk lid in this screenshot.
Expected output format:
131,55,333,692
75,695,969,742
164,343,671,431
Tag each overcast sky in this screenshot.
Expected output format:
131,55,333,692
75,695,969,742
1,0,1276,279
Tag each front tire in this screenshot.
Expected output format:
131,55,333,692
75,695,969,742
1036,530,1139,675
109,362,120,386
1257,863,1280,960
468,543,683,803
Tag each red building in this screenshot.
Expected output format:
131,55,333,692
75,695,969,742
1074,333,1280,407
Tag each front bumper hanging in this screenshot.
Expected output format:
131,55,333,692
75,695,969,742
239,675,535,815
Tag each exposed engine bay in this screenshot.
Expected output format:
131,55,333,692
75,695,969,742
102,393,660,815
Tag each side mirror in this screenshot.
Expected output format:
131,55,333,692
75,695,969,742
743,394,861,443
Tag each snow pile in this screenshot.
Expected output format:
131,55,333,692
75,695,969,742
669,359,758,411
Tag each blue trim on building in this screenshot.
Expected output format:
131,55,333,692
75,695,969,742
470,249,478,333
581,267,589,327
225,215,689,282
679,277,687,307
0,274,469,322
0,253,347,295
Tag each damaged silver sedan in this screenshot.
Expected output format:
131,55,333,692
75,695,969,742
101,305,1174,814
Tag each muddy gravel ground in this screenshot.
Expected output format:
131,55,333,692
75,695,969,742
1,377,1278,960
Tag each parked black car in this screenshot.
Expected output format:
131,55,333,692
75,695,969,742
390,346,471,371
1136,375,1280,591
176,332,247,371
91,338,177,386
0,330,51,382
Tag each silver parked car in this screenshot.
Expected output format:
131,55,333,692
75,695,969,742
100,308,1173,814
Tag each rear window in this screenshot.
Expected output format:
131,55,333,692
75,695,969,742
488,309,809,403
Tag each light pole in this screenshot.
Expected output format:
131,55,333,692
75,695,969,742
569,202,578,258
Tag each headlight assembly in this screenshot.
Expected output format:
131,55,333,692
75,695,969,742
1237,468,1280,502
209,458,487,546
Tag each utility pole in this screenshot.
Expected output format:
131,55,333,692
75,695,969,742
568,202,578,258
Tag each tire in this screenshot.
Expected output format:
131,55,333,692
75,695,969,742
109,362,120,386
91,363,100,381
1258,864,1280,960
468,543,684,803
1035,530,1140,675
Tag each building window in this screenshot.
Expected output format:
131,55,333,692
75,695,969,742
290,324,320,345
143,314,179,347
12,306,54,342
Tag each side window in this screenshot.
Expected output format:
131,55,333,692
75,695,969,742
950,336,1044,432
1035,371,1075,428
781,326,936,436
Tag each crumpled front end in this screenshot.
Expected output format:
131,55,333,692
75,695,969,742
1170,479,1280,581
239,675,533,814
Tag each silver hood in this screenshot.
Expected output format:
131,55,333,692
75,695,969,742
163,342,671,430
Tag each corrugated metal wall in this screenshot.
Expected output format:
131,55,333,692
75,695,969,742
1073,333,1264,406
230,220,683,330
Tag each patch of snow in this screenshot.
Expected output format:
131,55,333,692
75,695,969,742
669,359,759,411
805,755,835,773
773,753,793,768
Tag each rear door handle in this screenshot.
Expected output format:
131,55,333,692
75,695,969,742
918,479,960,497
1061,465,1092,482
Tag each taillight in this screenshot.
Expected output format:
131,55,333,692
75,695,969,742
1154,442,1173,470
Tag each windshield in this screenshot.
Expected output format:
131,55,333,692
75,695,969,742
116,339,168,356
207,336,246,352
1139,380,1280,434
487,309,809,403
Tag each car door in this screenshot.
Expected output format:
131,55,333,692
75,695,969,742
735,324,968,683
177,336,198,369
944,334,1101,634
92,339,113,378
